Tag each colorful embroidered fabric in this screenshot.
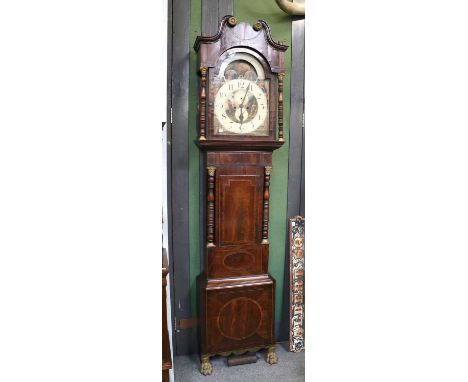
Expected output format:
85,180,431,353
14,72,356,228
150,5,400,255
289,216,305,352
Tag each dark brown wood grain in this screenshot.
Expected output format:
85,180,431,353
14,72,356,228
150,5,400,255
198,275,275,355
197,139,283,151
206,151,272,166
194,15,287,72
217,174,261,244
206,244,269,278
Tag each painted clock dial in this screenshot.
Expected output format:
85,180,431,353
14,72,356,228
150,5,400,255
211,48,270,136
214,79,268,134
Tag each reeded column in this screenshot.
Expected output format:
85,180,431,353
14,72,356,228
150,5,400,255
206,166,216,247
262,166,272,244
199,66,208,140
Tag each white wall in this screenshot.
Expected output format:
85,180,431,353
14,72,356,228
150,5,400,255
1,1,163,381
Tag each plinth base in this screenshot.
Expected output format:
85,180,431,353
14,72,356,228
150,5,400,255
200,345,277,375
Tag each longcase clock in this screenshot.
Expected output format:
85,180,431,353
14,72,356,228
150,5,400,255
194,15,288,375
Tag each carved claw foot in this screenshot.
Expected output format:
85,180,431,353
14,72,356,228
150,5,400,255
266,346,278,364
201,355,213,376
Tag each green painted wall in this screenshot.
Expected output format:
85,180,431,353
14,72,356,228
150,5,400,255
188,0,292,326
188,0,202,314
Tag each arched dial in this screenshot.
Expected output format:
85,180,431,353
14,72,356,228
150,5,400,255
214,79,268,134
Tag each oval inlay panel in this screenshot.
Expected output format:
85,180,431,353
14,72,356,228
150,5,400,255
217,297,262,340
223,252,254,270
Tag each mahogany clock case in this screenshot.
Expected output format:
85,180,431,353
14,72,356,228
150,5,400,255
205,151,271,279
194,15,287,144
194,16,288,372
198,274,275,355
198,150,276,357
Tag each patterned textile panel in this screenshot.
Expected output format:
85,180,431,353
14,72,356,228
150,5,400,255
289,216,305,352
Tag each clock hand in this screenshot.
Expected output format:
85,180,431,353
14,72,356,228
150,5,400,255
238,83,250,125
239,83,250,109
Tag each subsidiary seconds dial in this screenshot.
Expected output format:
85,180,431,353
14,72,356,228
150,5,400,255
214,79,268,134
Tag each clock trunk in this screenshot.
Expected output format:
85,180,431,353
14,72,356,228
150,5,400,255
198,150,276,356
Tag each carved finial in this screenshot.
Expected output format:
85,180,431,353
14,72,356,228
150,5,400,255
265,166,272,176
200,66,208,75
253,21,263,31
228,16,237,26
278,72,285,81
207,166,216,176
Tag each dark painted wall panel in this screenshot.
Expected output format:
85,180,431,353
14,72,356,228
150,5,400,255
202,0,219,36
286,18,305,218
167,0,174,351
218,0,233,18
170,0,197,356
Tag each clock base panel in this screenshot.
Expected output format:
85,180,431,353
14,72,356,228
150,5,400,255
198,274,276,356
